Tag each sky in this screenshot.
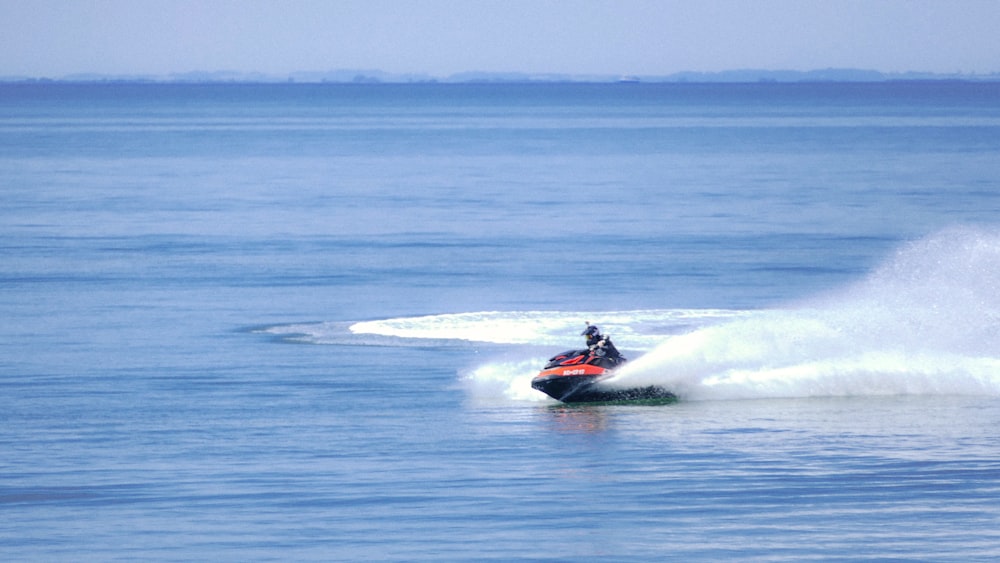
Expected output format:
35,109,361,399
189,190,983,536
2,0,999,78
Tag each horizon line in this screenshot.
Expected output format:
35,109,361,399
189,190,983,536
4,67,1000,85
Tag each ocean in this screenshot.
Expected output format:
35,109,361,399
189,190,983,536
2,81,1000,560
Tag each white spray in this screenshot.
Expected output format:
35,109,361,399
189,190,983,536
614,227,1000,400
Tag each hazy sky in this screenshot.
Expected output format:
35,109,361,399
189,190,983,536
3,0,999,77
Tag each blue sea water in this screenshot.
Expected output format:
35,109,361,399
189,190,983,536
2,82,1000,560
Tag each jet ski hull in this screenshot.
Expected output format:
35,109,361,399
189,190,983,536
531,349,675,404
532,372,676,403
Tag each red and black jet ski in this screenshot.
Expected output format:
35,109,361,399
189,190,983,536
531,348,675,404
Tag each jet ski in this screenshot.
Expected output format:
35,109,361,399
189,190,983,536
531,348,675,404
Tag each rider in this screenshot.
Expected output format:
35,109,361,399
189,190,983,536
582,322,602,348
582,322,623,363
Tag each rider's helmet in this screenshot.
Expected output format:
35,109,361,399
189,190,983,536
582,323,600,338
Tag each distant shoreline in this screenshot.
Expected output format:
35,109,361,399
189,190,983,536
3,68,1000,84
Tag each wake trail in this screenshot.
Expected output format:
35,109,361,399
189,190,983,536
264,227,1000,402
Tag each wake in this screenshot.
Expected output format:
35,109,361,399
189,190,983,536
268,228,1000,402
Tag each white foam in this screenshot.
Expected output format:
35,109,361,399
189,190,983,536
349,309,745,349
461,359,547,403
